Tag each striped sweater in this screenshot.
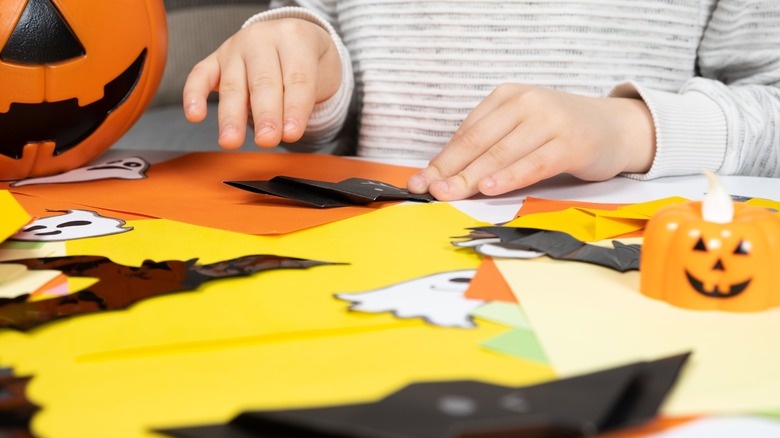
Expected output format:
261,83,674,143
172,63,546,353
246,0,780,180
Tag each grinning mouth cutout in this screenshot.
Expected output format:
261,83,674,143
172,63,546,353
0,49,146,160
685,270,751,299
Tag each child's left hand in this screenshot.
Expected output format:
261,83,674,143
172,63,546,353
406,84,656,201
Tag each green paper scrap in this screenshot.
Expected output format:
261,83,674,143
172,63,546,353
0,241,45,250
482,328,549,365
471,301,531,330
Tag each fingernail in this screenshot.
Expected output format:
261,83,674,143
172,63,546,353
256,122,275,137
481,176,496,190
185,102,197,115
433,180,449,194
220,125,237,138
283,120,297,133
408,174,426,192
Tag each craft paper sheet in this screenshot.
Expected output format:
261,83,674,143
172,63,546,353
0,203,554,438
494,256,780,416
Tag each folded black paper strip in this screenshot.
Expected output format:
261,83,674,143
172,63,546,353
0,254,339,331
453,227,642,272
157,352,690,438
225,176,435,208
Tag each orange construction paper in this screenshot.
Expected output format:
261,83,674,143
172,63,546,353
2,153,424,235
464,257,518,303
515,196,629,218
8,192,153,221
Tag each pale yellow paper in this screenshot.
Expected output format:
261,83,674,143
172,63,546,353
0,264,61,299
0,241,67,262
495,255,780,416
0,190,30,242
0,203,554,438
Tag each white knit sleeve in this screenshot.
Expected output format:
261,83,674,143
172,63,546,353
242,5,354,148
614,0,780,180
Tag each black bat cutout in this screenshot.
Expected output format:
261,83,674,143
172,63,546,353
0,368,39,437
156,353,689,438
225,176,435,208
454,227,642,272
0,255,339,331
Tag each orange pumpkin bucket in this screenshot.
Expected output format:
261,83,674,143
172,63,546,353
640,171,780,312
0,0,167,180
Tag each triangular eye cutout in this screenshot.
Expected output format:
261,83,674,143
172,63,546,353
693,237,707,252
733,240,750,255
0,0,86,64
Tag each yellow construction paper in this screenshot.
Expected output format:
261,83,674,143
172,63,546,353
0,190,30,242
0,203,554,438
745,197,780,215
494,255,780,416
505,197,689,241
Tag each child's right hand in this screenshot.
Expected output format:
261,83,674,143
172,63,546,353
182,18,342,150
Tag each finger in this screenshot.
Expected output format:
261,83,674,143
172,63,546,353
244,46,285,149
427,111,557,201
214,53,253,150
407,93,521,194
276,42,320,144
182,55,220,123
479,138,570,196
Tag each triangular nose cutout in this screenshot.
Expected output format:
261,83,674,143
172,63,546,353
1,0,86,64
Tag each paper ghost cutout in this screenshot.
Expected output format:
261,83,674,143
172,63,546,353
0,254,337,331
0,368,39,437
335,270,483,328
157,353,690,438
10,209,132,241
10,156,149,187
225,176,435,208
454,227,642,272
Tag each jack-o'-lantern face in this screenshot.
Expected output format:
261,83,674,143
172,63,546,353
0,0,167,180
641,174,780,312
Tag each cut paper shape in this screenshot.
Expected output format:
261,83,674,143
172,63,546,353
481,328,549,364
2,152,428,235
0,190,30,243
470,301,530,330
494,255,780,415
0,240,66,262
0,264,61,301
157,353,689,438
0,368,39,436
0,254,336,331
464,257,518,303
10,156,150,187
226,176,435,208
10,209,132,241
455,227,642,272
335,270,483,328
650,416,780,438
506,197,689,242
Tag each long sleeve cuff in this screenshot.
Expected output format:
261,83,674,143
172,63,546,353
610,81,728,181
243,7,354,143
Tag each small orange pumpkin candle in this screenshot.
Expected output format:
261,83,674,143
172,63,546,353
640,172,780,312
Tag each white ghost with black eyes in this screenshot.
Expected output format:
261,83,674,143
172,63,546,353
335,269,484,328
11,210,132,241
10,156,149,187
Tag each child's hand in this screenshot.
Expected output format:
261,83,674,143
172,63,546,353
407,84,656,201
183,18,342,149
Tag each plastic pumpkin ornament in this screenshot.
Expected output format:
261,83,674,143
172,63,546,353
0,0,167,180
640,172,780,312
